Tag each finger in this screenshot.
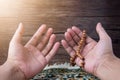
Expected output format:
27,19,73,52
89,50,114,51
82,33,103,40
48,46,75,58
46,42,60,62
26,24,47,46
67,28,80,44
11,23,24,44
41,34,56,56
96,23,111,41
37,28,53,51
61,40,76,57
65,32,77,49
72,26,96,44
75,57,84,67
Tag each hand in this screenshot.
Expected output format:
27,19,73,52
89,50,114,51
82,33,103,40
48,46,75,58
7,23,60,79
61,23,115,74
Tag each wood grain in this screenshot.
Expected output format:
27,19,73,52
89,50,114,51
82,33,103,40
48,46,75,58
0,0,120,64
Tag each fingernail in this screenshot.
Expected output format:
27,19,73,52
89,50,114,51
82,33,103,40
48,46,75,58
19,22,22,27
48,28,53,32
18,23,23,29
98,22,105,29
41,24,47,28
42,24,46,26
67,28,70,32
98,22,102,26
72,26,77,29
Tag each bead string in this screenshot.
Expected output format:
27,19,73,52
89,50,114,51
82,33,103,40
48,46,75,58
70,30,86,68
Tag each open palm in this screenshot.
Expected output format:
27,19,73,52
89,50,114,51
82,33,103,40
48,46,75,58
7,23,60,79
61,23,114,74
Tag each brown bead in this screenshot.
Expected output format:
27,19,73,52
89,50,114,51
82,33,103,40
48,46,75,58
83,30,86,33
78,44,83,48
83,32,86,35
79,40,83,45
71,63,76,66
76,51,80,54
70,60,76,66
70,30,87,67
80,62,85,68
78,44,82,48
83,36,86,39
70,57,74,61
77,49,81,52
82,30,86,38
81,37,85,40
77,54,84,60
80,39,84,43
82,57,85,61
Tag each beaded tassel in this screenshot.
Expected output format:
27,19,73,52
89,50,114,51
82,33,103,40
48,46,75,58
70,30,86,68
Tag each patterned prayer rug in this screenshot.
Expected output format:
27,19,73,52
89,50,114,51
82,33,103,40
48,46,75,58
31,63,100,80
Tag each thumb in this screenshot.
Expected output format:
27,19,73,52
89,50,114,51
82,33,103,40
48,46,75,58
96,23,110,41
11,23,24,44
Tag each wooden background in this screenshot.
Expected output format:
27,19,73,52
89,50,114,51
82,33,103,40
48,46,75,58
0,0,120,65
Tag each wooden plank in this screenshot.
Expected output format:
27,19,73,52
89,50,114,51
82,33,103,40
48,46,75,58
0,17,120,39
0,0,120,17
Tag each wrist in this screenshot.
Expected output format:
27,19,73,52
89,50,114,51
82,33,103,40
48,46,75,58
95,54,120,80
0,61,27,80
